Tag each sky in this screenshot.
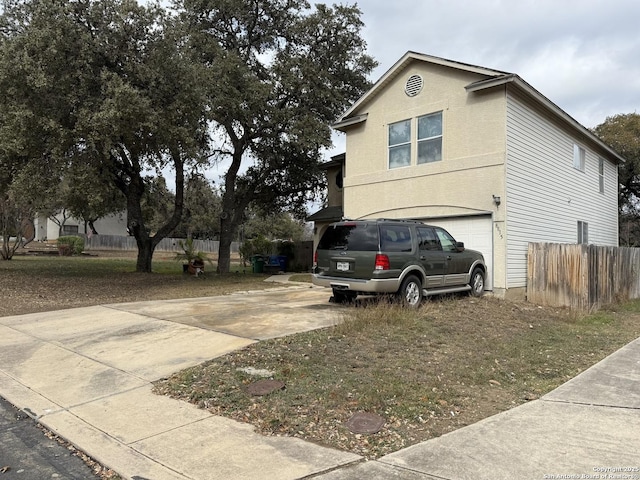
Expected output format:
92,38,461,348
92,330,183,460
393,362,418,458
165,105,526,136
166,0,640,191
353,0,640,130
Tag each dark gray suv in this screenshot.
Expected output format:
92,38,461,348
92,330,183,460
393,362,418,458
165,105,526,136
312,219,486,307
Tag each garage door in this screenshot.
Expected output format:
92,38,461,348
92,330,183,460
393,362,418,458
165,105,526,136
420,216,493,290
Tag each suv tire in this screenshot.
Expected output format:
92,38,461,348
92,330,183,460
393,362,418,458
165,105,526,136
469,268,485,297
398,275,423,308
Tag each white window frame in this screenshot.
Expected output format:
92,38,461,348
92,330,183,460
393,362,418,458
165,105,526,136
417,111,443,164
388,111,444,169
577,221,589,244
573,144,585,172
388,119,412,169
598,158,605,194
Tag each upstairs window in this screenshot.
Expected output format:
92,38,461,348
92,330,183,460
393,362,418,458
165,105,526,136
598,158,605,193
417,112,443,164
573,144,585,171
388,120,411,169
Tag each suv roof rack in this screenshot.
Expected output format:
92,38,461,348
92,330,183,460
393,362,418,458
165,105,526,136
375,218,423,224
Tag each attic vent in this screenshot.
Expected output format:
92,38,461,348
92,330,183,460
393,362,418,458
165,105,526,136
405,75,423,97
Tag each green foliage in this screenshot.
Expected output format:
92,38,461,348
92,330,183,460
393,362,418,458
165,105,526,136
275,239,295,260
1,0,375,274
141,176,176,236
243,211,309,242
177,0,376,272
174,237,212,265
57,235,84,255
593,113,640,246
239,235,274,265
594,115,640,202
173,173,222,240
0,192,32,260
0,0,209,272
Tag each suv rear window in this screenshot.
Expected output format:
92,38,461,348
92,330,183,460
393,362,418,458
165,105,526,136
318,224,379,251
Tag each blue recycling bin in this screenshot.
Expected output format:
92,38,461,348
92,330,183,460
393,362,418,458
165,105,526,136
267,255,288,272
276,255,287,272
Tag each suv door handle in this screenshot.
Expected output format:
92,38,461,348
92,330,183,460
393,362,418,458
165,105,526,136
446,255,452,260
420,255,426,260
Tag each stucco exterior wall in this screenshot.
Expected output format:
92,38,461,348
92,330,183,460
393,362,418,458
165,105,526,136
341,61,510,290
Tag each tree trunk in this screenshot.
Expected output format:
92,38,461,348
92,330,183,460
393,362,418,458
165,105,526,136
217,215,234,273
128,188,154,272
117,149,185,273
217,149,242,274
135,236,154,272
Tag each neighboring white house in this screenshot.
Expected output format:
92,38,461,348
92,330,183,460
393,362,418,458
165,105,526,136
34,211,128,241
310,51,623,299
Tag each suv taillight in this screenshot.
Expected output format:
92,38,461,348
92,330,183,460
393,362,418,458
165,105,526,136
313,250,318,268
375,254,390,270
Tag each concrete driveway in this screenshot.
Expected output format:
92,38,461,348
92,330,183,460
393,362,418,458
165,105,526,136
108,284,340,340
0,283,359,480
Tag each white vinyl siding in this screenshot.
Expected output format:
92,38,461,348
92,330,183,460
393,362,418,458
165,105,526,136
505,90,618,288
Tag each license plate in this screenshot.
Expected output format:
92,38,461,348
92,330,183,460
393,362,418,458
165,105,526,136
336,261,350,271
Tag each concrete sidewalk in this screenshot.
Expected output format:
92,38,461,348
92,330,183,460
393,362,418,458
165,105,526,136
1,281,640,479
0,285,360,480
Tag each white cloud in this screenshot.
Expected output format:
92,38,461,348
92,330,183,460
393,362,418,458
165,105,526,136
350,0,640,132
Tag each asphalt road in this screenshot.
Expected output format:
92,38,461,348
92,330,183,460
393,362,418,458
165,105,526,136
0,396,99,479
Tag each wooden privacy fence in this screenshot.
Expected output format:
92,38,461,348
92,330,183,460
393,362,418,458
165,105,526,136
527,242,640,310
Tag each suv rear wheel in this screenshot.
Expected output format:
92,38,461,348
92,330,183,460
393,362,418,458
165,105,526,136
398,275,423,308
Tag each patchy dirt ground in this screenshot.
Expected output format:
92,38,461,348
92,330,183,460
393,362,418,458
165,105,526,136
155,295,640,459
1,249,267,318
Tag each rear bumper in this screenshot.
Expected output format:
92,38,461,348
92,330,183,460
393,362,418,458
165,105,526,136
312,274,400,294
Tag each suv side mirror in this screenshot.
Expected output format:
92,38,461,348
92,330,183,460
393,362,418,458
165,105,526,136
455,241,465,252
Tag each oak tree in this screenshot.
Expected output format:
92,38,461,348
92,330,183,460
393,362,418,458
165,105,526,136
0,0,208,271
179,0,376,272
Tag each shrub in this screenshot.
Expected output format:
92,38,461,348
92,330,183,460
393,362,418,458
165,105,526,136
239,235,274,265
57,236,84,255
276,240,295,260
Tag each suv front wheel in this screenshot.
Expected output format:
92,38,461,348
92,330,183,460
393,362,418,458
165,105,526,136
469,268,485,297
398,275,423,308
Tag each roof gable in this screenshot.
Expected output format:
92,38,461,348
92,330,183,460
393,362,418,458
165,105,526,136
334,51,625,164
335,51,509,125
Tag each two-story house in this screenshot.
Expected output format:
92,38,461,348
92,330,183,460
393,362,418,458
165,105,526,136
310,52,623,299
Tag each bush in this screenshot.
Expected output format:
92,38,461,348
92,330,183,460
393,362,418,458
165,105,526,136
57,236,84,255
239,235,274,265
276,240,295,260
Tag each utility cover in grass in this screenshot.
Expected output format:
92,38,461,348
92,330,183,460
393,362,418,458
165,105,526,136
345,412,385,434
247,379,285,396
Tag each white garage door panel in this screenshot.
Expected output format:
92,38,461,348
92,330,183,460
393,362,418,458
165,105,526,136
421,216,493,290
